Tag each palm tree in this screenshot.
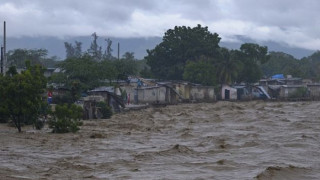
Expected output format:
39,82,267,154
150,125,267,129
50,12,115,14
216,48,243,85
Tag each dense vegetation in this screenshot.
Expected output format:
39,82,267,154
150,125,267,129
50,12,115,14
1,25,320,132
6,26,320,88
261,51,320,81
0,61,47,132
145,25,269,85
7,48,59,68
145,25,320,84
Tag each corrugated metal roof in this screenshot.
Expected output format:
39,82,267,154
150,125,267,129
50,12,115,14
90,86,114,93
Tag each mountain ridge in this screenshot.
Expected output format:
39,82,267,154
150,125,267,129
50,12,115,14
1,36,315,60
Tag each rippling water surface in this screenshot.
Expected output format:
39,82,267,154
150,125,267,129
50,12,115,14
1,101,320,179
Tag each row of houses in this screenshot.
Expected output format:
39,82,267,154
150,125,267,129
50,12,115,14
259,74,320,100
71,80,216,118
90,80,216,106
49,73,320,118
221,75,320,100
221,85,270,100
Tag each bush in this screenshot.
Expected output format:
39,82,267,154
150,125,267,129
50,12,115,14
96,101,113,119
31,102,50,130
48,104,83,133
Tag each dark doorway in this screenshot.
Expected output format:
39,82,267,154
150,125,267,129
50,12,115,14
225,89,230,100
237,88,244,100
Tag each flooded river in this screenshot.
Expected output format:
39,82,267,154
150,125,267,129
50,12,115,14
1,101,320,179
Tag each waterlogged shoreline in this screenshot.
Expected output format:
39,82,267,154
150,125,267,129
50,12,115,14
1,101,320,179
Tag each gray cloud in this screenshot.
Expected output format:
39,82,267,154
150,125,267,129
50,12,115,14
0,0,319,51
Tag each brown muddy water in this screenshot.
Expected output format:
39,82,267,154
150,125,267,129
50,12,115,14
1,101,320,180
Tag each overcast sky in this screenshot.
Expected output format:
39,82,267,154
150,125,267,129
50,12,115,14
0,0,319,51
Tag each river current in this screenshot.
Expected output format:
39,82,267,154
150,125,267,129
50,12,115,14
0,101,319,179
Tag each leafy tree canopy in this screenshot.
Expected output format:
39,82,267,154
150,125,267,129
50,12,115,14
183,56,217,86
48,104,83,133
236,43,270,83
261,51,320,81
216,48,243,85
261,52,299,77
0,62,47,132
7,48,58,68
64,41,82,59
57,55,102,91
55,50,139,99
146,24,221,80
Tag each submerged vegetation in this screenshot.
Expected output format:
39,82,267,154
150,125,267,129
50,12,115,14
48,104,83,133
96,101,113,119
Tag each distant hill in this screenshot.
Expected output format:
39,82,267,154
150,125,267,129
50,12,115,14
1,35,315,60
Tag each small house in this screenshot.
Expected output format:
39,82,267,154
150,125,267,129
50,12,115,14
135,86,167,104
190,85,215,102
174,82,192,100
307,84,320,99
88,88,125,112
221,85,237,100
83,96,105,119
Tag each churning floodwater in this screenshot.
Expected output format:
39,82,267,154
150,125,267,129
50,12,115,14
1,101,320,179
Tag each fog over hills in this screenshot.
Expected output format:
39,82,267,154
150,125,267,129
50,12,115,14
220,36,315,59
1,36,315,60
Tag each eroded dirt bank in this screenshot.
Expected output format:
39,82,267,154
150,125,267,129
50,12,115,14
1,101,320,179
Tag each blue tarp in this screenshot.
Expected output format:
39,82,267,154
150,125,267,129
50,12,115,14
271,74,284,79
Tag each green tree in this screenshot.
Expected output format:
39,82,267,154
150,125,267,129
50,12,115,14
236,43,269,83
122,52,135,61
137,59,153,78
113,58,138,81
58,55,101,91
216,48,243,85
74,41,82,58
56,55,119,99
183,57,216,86
64,42,75,59
98,60,117,82
40,56,59,68
0,62,47,132
261,52,300,78
48,104,83,133
88,32,102,61
0,74,9,123
103,38,114,60
64,41,82,59
146,24,221,80
96,102,112,119
48,72,68,86
7,48,55,68
299,51,320,80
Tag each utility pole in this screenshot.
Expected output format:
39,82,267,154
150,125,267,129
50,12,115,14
1,46,3,75
117,42,120,60
3,21,6,75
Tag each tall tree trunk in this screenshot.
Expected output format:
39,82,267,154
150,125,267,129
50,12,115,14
11,115,22,133
17,115,21,133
